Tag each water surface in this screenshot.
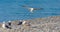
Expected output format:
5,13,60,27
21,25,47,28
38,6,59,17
0,0,60,22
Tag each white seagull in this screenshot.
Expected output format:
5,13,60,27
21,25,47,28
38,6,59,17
2,21,6,29
22,20,30,26
22,5,43,13
22,20,26,25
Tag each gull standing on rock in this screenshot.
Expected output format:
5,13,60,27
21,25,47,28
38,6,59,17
22,5,43,13
17,20,22,25
22,20,30,26
2,21,6,29
22,20,26,25
8,20,11,26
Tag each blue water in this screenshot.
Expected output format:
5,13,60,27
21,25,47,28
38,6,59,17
0,0,60,22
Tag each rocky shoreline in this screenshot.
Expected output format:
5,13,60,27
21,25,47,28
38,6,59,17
0,16,60,32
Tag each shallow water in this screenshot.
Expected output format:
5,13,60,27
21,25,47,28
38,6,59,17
0,0,60,22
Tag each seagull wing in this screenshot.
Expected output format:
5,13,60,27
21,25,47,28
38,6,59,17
21,5,28,7
34,8,43,10
21,5,30,8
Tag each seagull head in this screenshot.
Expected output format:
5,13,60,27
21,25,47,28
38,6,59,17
8,20,11,22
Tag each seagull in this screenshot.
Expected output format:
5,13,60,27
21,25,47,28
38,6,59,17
8,21,11,26
22,5,43,13
22,20,30,26
17,20,22,25
2,21,12,29
22,20,26,25
2,21,6,29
